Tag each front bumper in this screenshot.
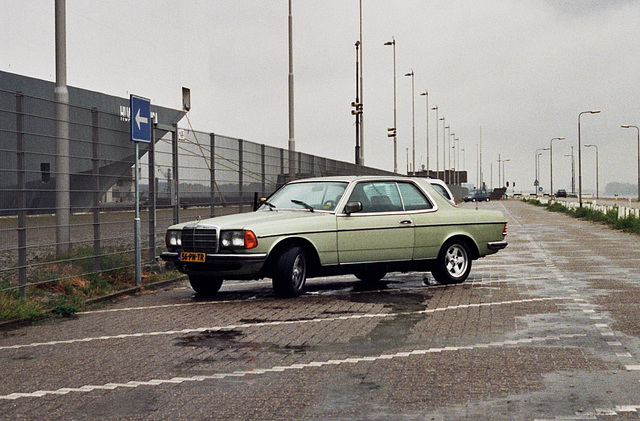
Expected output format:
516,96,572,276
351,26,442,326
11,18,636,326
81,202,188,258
160,252,268,278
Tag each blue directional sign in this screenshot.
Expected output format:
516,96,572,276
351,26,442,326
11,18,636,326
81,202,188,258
130,94,151,143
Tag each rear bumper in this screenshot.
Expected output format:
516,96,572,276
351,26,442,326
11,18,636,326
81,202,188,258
487,241,508,250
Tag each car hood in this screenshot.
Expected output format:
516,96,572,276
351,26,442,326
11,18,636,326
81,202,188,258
168,210,335,235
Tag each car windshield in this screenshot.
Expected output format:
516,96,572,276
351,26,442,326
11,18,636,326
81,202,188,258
262,181,348,212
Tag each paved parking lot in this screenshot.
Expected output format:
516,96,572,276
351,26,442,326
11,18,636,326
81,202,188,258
1,200,640,420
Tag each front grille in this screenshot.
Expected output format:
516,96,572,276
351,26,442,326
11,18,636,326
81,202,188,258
182,227,218,253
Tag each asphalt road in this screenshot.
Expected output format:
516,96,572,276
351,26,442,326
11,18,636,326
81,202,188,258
1,200,640,420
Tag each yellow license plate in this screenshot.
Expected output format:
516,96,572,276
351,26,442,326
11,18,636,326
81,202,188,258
179,252,206,263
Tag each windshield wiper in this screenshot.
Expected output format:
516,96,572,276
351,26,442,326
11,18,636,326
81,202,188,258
291,199,314,212
261,201,276,210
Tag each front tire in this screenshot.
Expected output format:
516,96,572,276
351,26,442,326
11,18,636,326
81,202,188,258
431,239,472,285
272,246,307,298
189,275,224,294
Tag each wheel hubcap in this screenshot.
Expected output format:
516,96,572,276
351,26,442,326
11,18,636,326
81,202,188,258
291,255,306,287
445,245,468,278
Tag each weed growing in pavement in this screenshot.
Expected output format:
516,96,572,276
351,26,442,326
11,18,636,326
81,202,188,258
0,246,180,323
523,198,640,236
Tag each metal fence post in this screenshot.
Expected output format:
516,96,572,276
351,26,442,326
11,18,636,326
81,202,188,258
210,133,216,218
148,124,156,264
238,139,244,212
16,92,27,297
91,107,101,273
172,124,179,224
261,144,266,196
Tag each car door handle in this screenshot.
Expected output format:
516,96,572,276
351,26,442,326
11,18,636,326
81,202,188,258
399,220,412,225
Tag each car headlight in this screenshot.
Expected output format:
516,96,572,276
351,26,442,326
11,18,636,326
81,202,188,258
219,230,258,250
166,230,182,251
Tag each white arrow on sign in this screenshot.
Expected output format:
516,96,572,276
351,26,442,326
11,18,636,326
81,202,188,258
135,108,148,130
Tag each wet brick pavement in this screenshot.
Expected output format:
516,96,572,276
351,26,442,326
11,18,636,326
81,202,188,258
1,200,640,420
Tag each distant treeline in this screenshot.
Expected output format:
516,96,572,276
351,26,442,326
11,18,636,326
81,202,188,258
603,182,637,196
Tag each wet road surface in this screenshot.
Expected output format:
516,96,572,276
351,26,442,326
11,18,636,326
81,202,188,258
1,200,640,420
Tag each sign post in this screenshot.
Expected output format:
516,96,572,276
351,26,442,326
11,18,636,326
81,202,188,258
130,95,151,286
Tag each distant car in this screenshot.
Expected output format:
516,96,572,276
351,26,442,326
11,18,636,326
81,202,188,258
463,189,490,202
161,176,508,297
556,189,567,198
426,178,457,206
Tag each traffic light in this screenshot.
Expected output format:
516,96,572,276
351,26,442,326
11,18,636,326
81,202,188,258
387,127,396,137
351,102,362,115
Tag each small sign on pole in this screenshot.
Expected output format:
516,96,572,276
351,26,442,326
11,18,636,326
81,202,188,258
130,94,151,143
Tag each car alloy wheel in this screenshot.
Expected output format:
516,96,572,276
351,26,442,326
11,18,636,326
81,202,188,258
272,246,307,297
432,239,472,285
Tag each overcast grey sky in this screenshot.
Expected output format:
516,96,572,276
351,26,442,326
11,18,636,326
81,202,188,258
2,0,640,194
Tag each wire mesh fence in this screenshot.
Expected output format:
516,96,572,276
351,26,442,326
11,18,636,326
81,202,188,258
0,88,392,297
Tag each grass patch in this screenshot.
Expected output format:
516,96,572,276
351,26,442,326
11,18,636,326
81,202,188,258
523,198,640,236
0,246,180,323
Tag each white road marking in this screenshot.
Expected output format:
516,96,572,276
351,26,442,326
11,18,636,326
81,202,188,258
0,297,569,351
0,333,586,400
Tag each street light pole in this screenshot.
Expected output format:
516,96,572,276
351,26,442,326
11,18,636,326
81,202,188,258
549,137,565,196
535,147,549,194
621,125,640,202
405,70,415,174
585,144,599,199
578,110,601,207
565,148,575,195
384,38,397,173
432,106,439,176
288,0,295,176
420,91,429,172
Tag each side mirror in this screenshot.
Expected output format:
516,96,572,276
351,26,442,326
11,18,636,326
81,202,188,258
344,201,363,215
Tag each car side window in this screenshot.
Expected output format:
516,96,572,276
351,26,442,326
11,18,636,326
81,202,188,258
348,182,403,213
398,182,433,211
431,184,450,200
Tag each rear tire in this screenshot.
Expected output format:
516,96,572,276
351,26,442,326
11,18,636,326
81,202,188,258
431,239,472,285
189,275,224,294
272,246,307,298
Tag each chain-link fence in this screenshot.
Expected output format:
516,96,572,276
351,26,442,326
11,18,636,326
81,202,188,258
0,87,392,298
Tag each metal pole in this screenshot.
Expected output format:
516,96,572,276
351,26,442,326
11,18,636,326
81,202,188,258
16,93,27,297
433,106,439,176
384,38,397,173
172,124,179,223
405,71,415,173
359,0,364,166
55,0,70,255
578,110,601,207
354,42,361,165
148,124,156,264
92,108,101,273
134,141,141,286
288,0,295,176
210,133,216,217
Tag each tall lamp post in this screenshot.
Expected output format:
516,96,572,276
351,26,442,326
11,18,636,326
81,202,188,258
420,91,429,172
535,147,549,194
384,38,397,173
432,106,439,176
440,116,446,180
352,41,362,165
565,148,575,195
578,110,601,207
405,70,415,173
621,125,640,201
502,159,511,192
584,144,599,199
549,137,565,196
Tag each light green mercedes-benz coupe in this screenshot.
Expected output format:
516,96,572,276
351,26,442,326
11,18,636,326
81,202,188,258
161,176,507,297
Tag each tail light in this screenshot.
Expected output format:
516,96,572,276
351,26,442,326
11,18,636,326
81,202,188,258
502,223,508,235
